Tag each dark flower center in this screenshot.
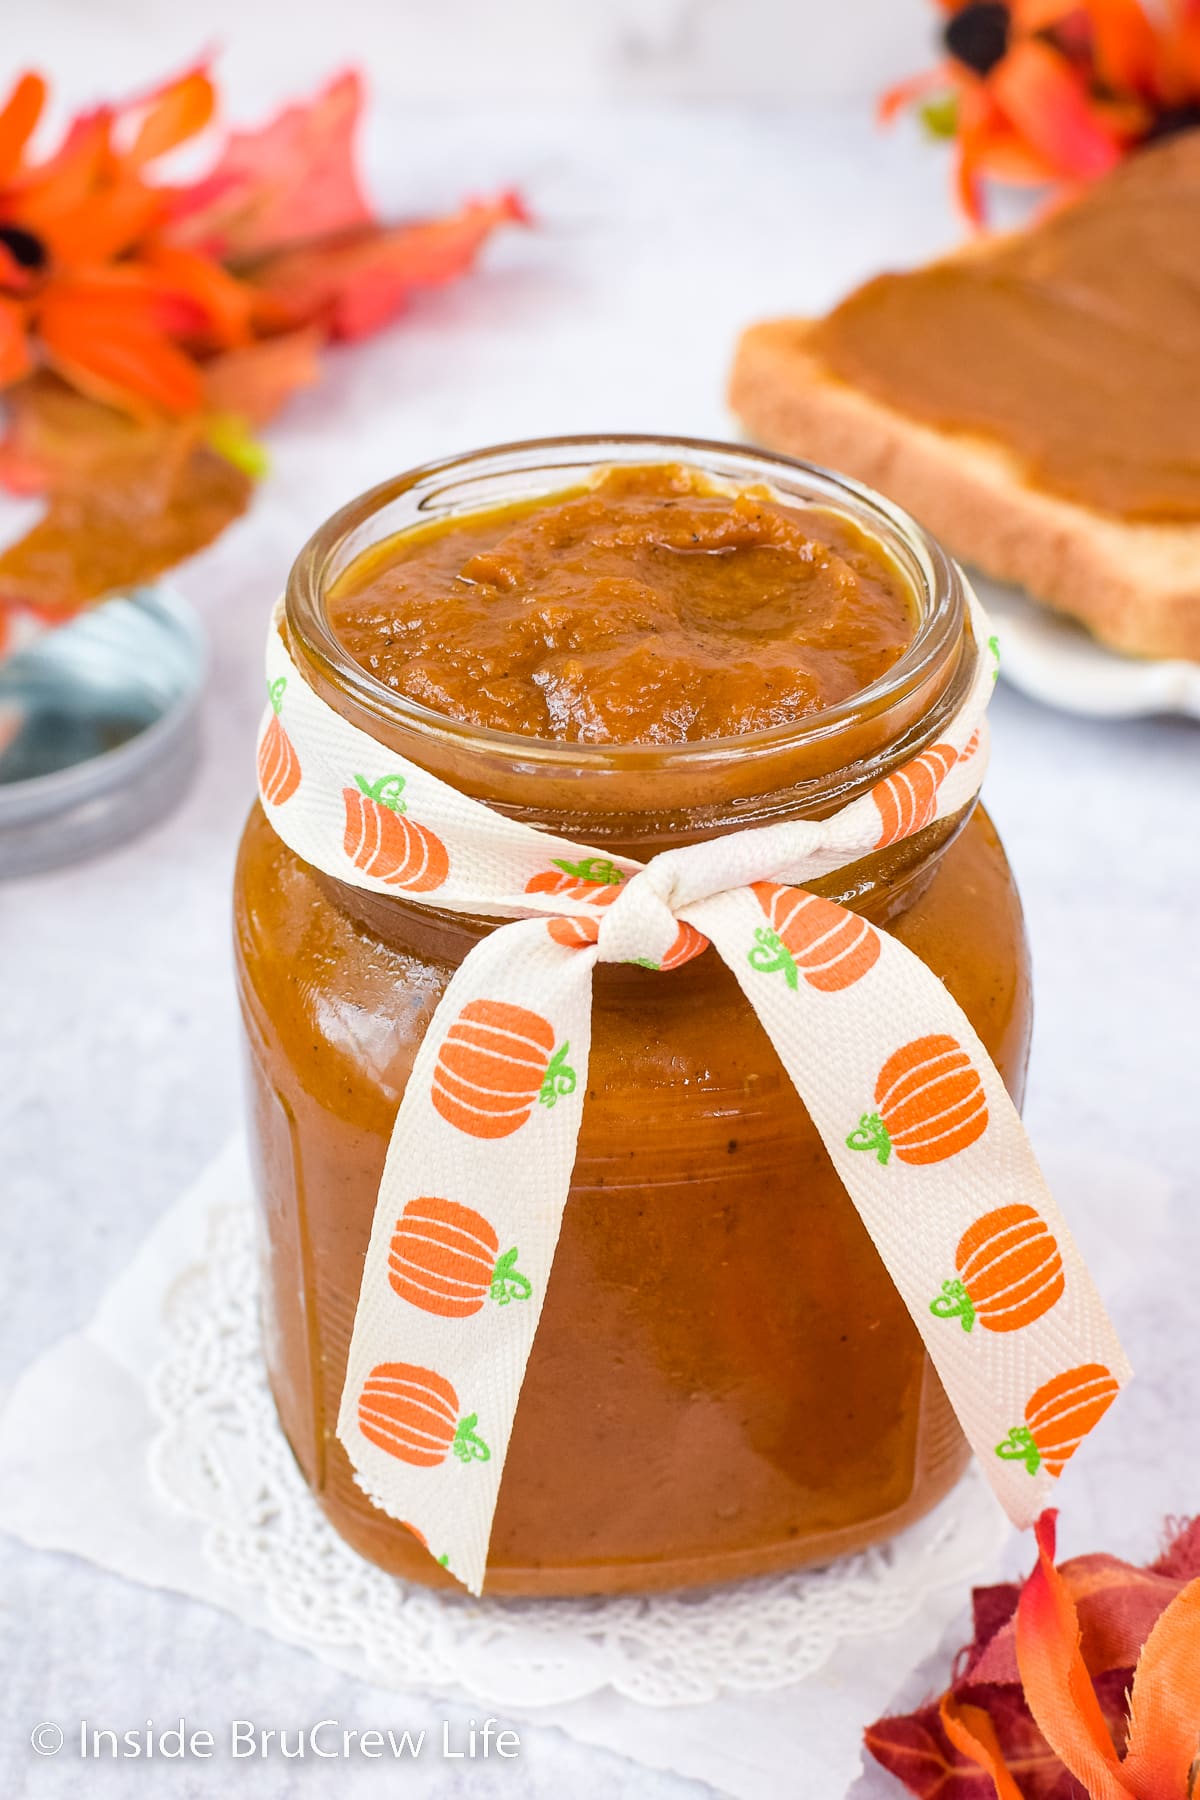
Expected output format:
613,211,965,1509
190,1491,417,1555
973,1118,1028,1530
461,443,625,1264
944,1,1011,77
0,223,47,274
1144,104,1200,143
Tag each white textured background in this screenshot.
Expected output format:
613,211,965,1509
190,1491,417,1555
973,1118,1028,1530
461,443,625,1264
3,9,1200,1800
7,0,932,104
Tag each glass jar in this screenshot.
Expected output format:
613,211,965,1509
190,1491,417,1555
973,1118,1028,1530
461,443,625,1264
234,436,1032,1596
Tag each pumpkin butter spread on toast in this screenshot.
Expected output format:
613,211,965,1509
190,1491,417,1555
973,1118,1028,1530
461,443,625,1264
731,132,1200,661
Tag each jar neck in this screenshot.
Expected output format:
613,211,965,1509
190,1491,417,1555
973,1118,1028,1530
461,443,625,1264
313,800,975,968
283,434,977,857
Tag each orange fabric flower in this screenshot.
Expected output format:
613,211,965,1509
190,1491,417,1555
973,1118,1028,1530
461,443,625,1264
883,1,1200,221
0,67,248,414
0,63,525,637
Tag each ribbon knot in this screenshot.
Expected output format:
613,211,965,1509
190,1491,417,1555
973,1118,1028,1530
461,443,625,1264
594,861,691,967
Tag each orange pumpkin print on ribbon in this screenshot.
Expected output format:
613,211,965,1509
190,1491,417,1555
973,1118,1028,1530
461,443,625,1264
545,914,708,969
656,920,709,970
872,743,957,848
847,1033,988,1166
547,915,601,951
258,677,301,806
747,882,880,993
525,856,625,905
431,999,575,1140
343,771,449,892
389,1196,532,1317
358,1362,490,1467
994,1363,1120,1477
931,1202,1065,1334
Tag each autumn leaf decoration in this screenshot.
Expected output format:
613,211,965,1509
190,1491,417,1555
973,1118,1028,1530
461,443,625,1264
882,1,1200,222
0,64,525,650
866,1508,1200,1798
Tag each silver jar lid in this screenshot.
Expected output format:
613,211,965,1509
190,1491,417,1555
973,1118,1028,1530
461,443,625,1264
0,587,206,878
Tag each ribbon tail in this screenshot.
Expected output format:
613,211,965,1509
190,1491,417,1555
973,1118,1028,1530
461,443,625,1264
686,886,1131,1531
335,916,597,1595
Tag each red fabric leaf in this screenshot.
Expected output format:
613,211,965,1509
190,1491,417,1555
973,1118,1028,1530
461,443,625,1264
1152,1516,1200,1579
971,1554,1191,1687
202,327,322,427
170,70,372,261
242,190,526,341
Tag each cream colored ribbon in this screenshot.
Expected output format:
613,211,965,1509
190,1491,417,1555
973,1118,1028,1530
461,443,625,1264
256,589,1130,1594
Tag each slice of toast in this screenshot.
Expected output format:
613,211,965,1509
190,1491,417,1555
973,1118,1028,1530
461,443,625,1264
729,317,1200,665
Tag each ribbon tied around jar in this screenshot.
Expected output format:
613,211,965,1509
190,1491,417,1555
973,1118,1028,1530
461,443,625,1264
256,589,1130,1593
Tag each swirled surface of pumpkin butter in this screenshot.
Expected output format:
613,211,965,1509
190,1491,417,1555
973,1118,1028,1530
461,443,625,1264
327,463,915,744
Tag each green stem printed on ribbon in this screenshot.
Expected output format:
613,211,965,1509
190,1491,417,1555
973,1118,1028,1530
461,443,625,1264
930,1277,976,1333
988,633,1001,681
354,772,408,813
437,1552,450,1567
995,1425,1041,1475
490,1246,532,1305
552,855,625,886
747,926,800,990
268,676,287,716
846,1111,892,1164
452,1414,491,1463
539,1042,576,1108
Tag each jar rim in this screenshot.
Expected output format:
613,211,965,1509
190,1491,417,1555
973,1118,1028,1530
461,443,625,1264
284,433,968,778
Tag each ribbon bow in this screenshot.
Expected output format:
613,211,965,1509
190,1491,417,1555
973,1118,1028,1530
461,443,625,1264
256,591,1129,1594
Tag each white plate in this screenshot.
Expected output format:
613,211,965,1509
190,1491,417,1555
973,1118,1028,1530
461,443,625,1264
973,576,1200,720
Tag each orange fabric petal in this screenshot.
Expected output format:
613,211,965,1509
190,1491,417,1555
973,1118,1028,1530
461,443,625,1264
0,297,32,387
1122,1576,1200,1798
0,71,46,185
1084,0,1163,98
124,66,215,166
40,178,166,266
1156,4,1200,102
990,40,1125,179
878,61,958,125
1015,1513,1137,1800
1011,0,1084,30
11,110,112,240
938,1695,1026,1798
952,81,997,224
138,243,253,346
39,288,203,414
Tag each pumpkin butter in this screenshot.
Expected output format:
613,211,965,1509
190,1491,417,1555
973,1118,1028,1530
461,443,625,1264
327,464,915,742
809,134,1200,521
234,441,1032,1595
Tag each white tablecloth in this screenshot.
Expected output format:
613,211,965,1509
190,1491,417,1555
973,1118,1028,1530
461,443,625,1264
2,97,1197,1800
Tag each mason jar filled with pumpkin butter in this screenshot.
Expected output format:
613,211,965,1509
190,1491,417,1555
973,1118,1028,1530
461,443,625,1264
234,435,1031,1595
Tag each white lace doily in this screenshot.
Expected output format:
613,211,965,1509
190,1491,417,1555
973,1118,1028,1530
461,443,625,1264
147,1202,1008,1709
